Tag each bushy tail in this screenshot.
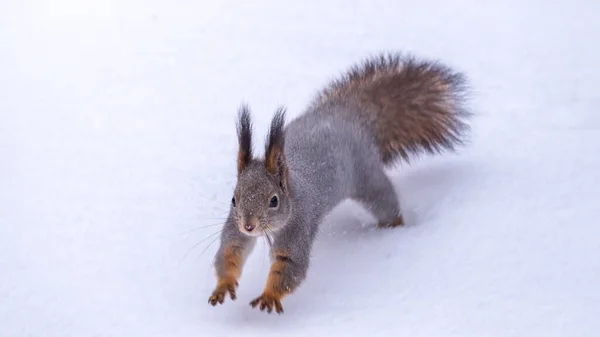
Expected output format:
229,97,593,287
310,52,472,165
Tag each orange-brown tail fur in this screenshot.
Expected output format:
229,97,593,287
310,52,472,165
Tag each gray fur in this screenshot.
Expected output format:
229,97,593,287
209,52,471,310
213,103,402,297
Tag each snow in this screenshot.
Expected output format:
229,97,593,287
1,0,599,336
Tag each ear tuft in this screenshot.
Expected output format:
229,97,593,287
264,107,289,190
236,104,253,174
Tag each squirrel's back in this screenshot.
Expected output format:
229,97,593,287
305,52,471,165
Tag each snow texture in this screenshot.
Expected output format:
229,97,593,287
1,0,599,336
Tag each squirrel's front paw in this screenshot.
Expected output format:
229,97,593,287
249,293,284,314
208,278,238,306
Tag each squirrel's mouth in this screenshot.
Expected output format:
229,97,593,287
239,228,263,237
238,216,260,236
238,222,277,239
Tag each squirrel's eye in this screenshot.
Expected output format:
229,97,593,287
231,197,236,207
269,195,278,208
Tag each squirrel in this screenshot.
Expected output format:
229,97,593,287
207,52,471,314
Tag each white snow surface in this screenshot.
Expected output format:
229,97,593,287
1,0,599,336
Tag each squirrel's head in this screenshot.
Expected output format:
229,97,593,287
229,105,291,237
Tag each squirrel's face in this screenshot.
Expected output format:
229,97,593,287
231,105,290,237
231,162,291,237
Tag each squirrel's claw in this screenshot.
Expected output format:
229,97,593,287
208,280,238,306
250,294,284,314
377,215,405,228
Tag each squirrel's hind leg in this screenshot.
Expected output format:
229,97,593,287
354,169,404,228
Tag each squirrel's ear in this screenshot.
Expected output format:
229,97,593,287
265,107,289,191
236,104,253,175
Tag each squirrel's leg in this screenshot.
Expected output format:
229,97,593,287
355,168,404,228
208,218,256,306
249,222,313,314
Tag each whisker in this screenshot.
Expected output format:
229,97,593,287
208,206,230,213
262,231,270,249
265,227,277,266
259,229,270,272
265,227,273,248
179,229,223,263
260,236,266,271
197,235,222,259
179,222,224,235
260,224,274,250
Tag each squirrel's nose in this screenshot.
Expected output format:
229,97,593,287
241,216,258,233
